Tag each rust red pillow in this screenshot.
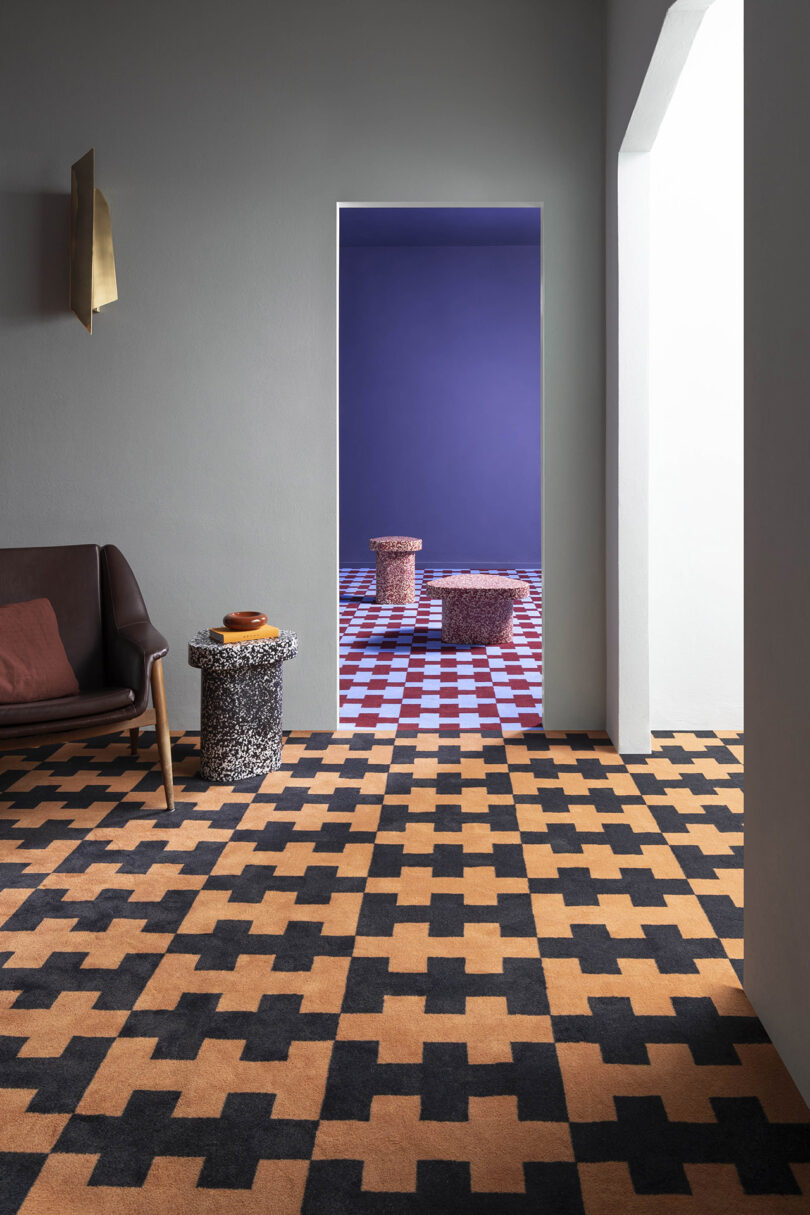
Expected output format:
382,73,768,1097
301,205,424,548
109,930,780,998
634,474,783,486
0,598,80,704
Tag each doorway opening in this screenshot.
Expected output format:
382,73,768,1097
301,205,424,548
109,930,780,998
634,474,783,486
614,0,743,750
337,205,543,730
648,0,743,731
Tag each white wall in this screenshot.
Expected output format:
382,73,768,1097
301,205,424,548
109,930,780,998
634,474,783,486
648,0,744,729
606,0,712,753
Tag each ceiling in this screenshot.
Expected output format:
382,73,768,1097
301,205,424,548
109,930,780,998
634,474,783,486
339,206,542,247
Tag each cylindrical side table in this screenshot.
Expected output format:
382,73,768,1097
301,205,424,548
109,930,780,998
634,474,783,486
369,536,423,604
188,629,298,782
425,575,529,645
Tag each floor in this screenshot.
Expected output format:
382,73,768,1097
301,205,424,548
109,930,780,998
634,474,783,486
1,727,809,1213
339,567,543,730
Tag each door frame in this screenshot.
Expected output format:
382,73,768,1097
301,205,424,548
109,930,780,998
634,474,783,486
335,201,545,727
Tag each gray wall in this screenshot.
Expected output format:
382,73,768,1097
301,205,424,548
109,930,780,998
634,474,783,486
604,0,673,745
0,0,605,731
744,0,810,1105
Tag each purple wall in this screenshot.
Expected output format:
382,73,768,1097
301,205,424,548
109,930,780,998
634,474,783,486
339,213,542,568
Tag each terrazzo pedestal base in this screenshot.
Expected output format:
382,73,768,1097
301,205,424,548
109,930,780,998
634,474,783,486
188,629,298,782
426,574,530,646
369,536,422,604
441,593,515,645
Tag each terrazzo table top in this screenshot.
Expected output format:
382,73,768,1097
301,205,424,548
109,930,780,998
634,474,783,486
188,629,298,671
426,574,529,599
369,536,423,553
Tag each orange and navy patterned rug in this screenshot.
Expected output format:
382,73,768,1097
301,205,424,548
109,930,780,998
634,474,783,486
1,728,809,1213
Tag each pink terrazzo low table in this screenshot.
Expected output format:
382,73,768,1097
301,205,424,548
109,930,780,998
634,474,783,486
426,573,530,645
369,535,423,604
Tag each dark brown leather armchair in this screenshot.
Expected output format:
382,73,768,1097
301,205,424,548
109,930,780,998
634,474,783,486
0,544,174,810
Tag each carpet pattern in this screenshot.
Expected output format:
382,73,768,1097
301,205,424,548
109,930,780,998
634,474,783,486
1,728,809,1213
339,567,542,730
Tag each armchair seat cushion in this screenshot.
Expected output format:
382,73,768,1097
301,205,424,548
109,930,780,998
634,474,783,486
0,686,135,730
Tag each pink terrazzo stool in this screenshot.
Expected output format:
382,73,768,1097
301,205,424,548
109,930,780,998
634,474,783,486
426,573,529,645
369,536,423,604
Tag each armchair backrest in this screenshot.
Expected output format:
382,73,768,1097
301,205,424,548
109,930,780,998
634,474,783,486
0,544,105,689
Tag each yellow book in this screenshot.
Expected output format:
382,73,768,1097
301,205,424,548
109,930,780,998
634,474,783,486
208,624,280,644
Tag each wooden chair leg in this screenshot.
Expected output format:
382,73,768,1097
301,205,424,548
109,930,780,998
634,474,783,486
150,657,175,811
129,728,139,755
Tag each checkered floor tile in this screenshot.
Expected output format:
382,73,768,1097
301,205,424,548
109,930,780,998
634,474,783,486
339,567,543,730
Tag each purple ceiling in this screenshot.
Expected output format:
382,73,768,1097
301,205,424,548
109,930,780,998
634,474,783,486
339,206,542,248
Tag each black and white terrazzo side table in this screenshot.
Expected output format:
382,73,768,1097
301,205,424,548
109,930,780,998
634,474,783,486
187,629,298,782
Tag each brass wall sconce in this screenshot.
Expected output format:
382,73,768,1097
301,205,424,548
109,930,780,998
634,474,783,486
70,148,117,332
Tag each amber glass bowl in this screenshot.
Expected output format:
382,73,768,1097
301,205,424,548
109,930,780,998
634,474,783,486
223,611,268,631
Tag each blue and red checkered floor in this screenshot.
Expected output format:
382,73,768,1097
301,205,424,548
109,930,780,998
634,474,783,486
339,567,543,730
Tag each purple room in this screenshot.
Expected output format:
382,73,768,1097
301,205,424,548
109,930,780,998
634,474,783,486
339,206,543,731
